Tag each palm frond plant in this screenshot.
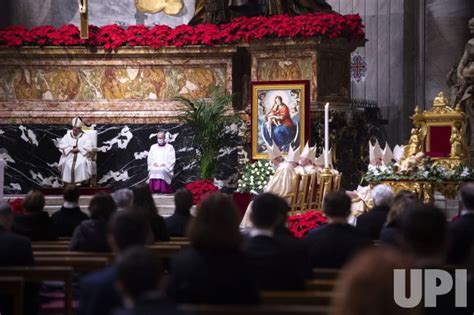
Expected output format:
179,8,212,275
176,88,237,180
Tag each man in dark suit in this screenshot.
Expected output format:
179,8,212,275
0,201,34,266
356,184,394,240
305,191,371,268
0,201,38,315
446,183,474,266
165,188,193,237
243,193,311,291
51,184,89,237
79,211,151,315
114,247,187,315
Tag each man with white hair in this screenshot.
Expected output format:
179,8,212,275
58,117,93,184
355,184,394,240
111,188,134,211
147,131,176,194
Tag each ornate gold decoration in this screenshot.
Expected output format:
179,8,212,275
135,0,184,15
369,180,462,204
404,91,470,169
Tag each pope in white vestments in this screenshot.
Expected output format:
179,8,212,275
58,117,93,184
241,143,298,227
148,131,176,194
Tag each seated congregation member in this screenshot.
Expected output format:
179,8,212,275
114,248,186,315
0,201,34,265
446,183,474,266
132,184,169,242
167,193,260,304
330,248,419,315
51,184,89,237
147,131,176,194
243,193,311,291
165,188,193,237
356,184,394,240
12,189,57,241
70,192,116,252
379,191,419,247
400,203,447,267
305,191,371,268
273,195,298,241
399,204,474,314
111,188,134,212
79,211,152,315
0,201,38,315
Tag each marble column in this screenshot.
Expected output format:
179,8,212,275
424,0,474,106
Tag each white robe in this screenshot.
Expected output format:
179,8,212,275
241,162,297,228
147,143,176,185
58,131,93,184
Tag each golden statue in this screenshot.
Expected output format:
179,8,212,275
399,152,426,174
403,128,422,159
450,124,463,158
135,0,184,15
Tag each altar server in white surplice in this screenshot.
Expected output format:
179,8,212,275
58,117,93,184
148,131,176,194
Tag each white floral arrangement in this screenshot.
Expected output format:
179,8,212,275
237,160,275,194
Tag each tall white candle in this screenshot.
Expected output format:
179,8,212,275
324,103,329,169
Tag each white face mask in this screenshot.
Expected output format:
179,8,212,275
157,139,165,145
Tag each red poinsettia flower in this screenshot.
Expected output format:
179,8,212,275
0,13,364,48
288,210,327,239
184,179,219,205
8,198,25,215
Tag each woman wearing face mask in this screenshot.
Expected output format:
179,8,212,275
147,131,176,194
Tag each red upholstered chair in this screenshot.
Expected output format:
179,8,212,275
425,125,452,158
409,92,469,167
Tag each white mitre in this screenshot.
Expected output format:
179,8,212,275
369,139,383,165
266,142,282,160
72,117,83,128
287,145,301,163
300,142,316,164
393,145,405,162
382,142,394,165
316,148,333,168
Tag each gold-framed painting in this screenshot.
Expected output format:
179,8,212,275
251,81,310,160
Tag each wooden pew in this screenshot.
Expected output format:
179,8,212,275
261,291,335,306
0,267,73,315
34,257,110,273
179,304,330,315
0,276,24,315
306,279,336,292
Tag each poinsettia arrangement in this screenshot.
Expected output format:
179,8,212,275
8,198,25,215
184,179,219,205
288,210,327,239
237,160,274,194
0,13,364,50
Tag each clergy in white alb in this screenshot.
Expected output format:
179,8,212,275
148,131,176,194
58,117,93,184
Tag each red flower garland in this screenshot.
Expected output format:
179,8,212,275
288,210,327,239
0,13,364,50
184,179,219,205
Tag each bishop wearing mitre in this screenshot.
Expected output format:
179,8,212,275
295,142,318,175
148,131,176,194
241,143,299,227
58,117,93,184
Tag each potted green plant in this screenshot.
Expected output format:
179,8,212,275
176,88,237,180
